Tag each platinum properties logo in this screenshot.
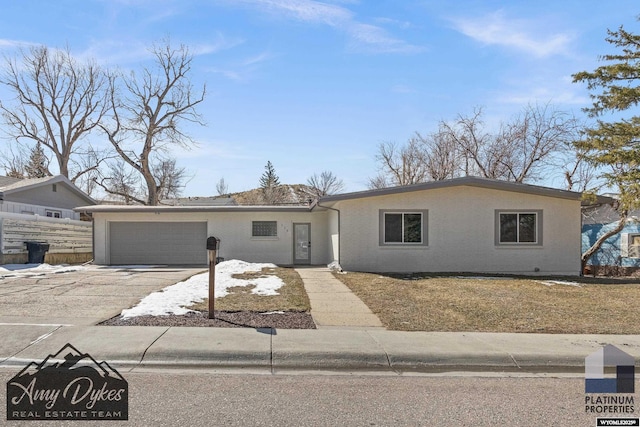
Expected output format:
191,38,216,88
585,344,639,426
6,343,128,421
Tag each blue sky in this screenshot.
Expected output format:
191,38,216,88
0,1,637,196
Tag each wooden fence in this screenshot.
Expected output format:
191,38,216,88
0,212,92,263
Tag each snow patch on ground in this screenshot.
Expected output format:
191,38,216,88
120,260,284,318
535,280,583,287
0,263,86,278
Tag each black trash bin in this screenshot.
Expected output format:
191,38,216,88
25,242,50,264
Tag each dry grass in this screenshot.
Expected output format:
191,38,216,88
189,267,311,313
334,272,640,334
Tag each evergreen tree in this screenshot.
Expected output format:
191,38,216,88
25,143,50,178
573,22,640,268
259,161,285,204
573,23,640,209
259,161,280,189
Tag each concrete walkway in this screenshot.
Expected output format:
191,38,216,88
295,267,383,329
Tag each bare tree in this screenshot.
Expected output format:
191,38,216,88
96,160,143,205
154,158,186,201
563,145,599,192
435,104,580,183
307,171,345,197
0,45,111,182
368,139,429,189
99,41,205,205
498,104,581,182
0,145,28,178
438,107,512,180
367,173,390,190
417,130,460,181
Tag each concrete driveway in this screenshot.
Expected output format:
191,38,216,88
0,265,205,325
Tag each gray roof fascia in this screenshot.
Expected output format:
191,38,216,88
74,204,313,213
318,176,584,205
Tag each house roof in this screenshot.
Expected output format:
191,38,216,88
161,196,238,207
315,176,609,206
0,176,24,188
0,175,96,205
77,176,615,213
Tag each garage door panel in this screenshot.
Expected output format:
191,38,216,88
109,222,207,265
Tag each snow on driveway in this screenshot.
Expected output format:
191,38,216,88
120,260,284,318
0,263,87,278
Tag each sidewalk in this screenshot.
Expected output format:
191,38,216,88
2,324,640,374
295,267,383,328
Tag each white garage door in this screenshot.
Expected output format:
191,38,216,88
109,222,207,265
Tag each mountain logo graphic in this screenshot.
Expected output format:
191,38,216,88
6,343,128,420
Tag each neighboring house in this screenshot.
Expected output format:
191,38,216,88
0,175,96,264
77,177,592,275
582,201,640,274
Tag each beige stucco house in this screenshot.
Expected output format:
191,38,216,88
77,177,585,275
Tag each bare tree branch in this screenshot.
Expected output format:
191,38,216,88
307,171,345,197
99,40,205,205
0,45,111,182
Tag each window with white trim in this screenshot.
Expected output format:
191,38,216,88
45,210,62,218
623,233,640,258
379,210,428,246
497,211,541,245
252,221,277,237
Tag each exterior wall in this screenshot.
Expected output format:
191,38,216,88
92,210,329,266
0,200,79,220
5,183,90,211
333,185,581,275
583,221,640,268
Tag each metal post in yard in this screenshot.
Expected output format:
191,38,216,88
207,236,219,319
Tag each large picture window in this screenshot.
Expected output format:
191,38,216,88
496,211,542,245
252,221,277,237
379,210,428,246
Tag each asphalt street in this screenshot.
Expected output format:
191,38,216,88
0,370,610,426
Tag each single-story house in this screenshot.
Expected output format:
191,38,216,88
0,175,96,264
582,201,640,274
76,177,594,275
0,175,94,220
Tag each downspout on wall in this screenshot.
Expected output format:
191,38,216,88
316,202,340,266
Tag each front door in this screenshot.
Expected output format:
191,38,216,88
293,223,311,264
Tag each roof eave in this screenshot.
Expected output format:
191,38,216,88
318,177,584,204
74,205,313,213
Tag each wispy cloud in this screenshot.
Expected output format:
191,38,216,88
451,11,574,58
347,23,423,54
205,49,275,82
0,39,37,50
219,0,423,54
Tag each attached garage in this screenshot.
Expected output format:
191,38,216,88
109,222,207,265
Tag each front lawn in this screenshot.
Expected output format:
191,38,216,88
333,272,640,334
189,266,311,313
